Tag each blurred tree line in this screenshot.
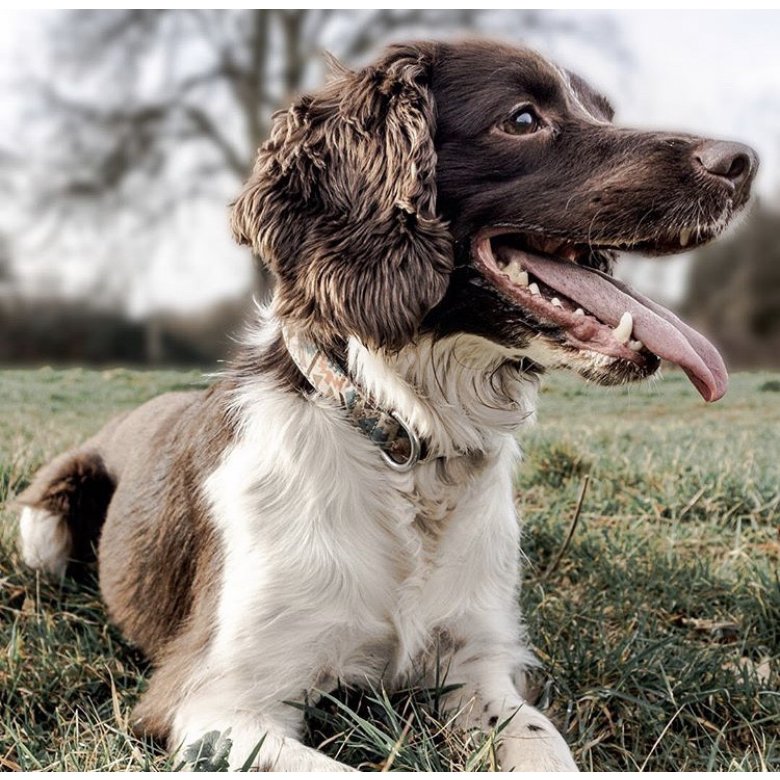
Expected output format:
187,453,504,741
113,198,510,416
0,290,246,365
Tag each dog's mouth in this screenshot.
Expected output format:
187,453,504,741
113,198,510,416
473,230,728,402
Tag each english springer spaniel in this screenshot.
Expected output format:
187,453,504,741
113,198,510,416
18,39,756,771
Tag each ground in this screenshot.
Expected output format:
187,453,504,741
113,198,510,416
0,366,778,771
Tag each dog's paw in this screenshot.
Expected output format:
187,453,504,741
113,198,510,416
495,705,578,772
177,728,355,772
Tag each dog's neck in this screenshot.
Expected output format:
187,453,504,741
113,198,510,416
236,305,539,461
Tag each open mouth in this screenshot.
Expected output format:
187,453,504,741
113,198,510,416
473,230,728,402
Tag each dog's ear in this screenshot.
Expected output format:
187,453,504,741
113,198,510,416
231,43,452,351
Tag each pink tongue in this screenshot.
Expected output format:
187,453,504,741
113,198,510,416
518,253,728,402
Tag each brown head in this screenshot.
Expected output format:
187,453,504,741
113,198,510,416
232,39,758,401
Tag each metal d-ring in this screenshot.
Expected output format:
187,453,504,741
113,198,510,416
380,411,421,473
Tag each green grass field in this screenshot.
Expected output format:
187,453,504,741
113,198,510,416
1,367,778,771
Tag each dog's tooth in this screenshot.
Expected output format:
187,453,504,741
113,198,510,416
629,339,644,351
551,297,563,308
612,311,633,344
679,228,690,247
574,308,585,317
529,282,541,296
507,265,529,288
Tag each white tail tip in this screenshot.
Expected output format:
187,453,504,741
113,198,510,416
19,507,72,577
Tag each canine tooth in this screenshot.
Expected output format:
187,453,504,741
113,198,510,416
551,297,563,308
612,311,633,344
529,282,541,296
574,308,585,317
679,228,690,247
629,339,644,351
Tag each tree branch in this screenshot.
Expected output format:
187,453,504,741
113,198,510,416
179,104,248,179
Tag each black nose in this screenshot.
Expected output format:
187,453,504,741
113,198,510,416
694,140,757,191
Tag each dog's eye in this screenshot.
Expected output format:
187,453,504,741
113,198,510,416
504,107,542,136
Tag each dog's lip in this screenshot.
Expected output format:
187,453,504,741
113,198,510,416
472,231,729,402
471,224,718,256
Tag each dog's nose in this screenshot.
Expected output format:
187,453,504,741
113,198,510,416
694,140,758,192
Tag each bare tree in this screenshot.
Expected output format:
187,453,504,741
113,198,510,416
15,9,625,360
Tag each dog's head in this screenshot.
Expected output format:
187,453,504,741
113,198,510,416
232,39,757,402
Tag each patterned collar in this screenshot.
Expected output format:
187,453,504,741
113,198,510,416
282,328,424,472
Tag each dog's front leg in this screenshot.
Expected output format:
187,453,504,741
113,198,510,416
412,442,577,771
435,635,578,772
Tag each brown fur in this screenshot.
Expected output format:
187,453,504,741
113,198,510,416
96,388,233,656
231,43,453,352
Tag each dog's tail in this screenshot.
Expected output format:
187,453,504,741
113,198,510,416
16,450,115,577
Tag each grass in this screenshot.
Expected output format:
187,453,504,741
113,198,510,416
1,366,778,771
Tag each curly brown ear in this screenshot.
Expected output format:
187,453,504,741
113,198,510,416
231,43,452,351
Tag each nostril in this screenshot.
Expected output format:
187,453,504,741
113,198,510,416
726,154,748,181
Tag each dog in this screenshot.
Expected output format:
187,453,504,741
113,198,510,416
17,39,756,771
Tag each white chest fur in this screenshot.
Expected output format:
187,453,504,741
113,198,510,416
203,387,526,703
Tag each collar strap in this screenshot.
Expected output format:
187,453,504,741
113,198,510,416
282,328,424,472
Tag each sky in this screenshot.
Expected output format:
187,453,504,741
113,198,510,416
0,10,778,313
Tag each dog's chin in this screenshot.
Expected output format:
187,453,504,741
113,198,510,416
471,228,730,402
518,333,661,390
